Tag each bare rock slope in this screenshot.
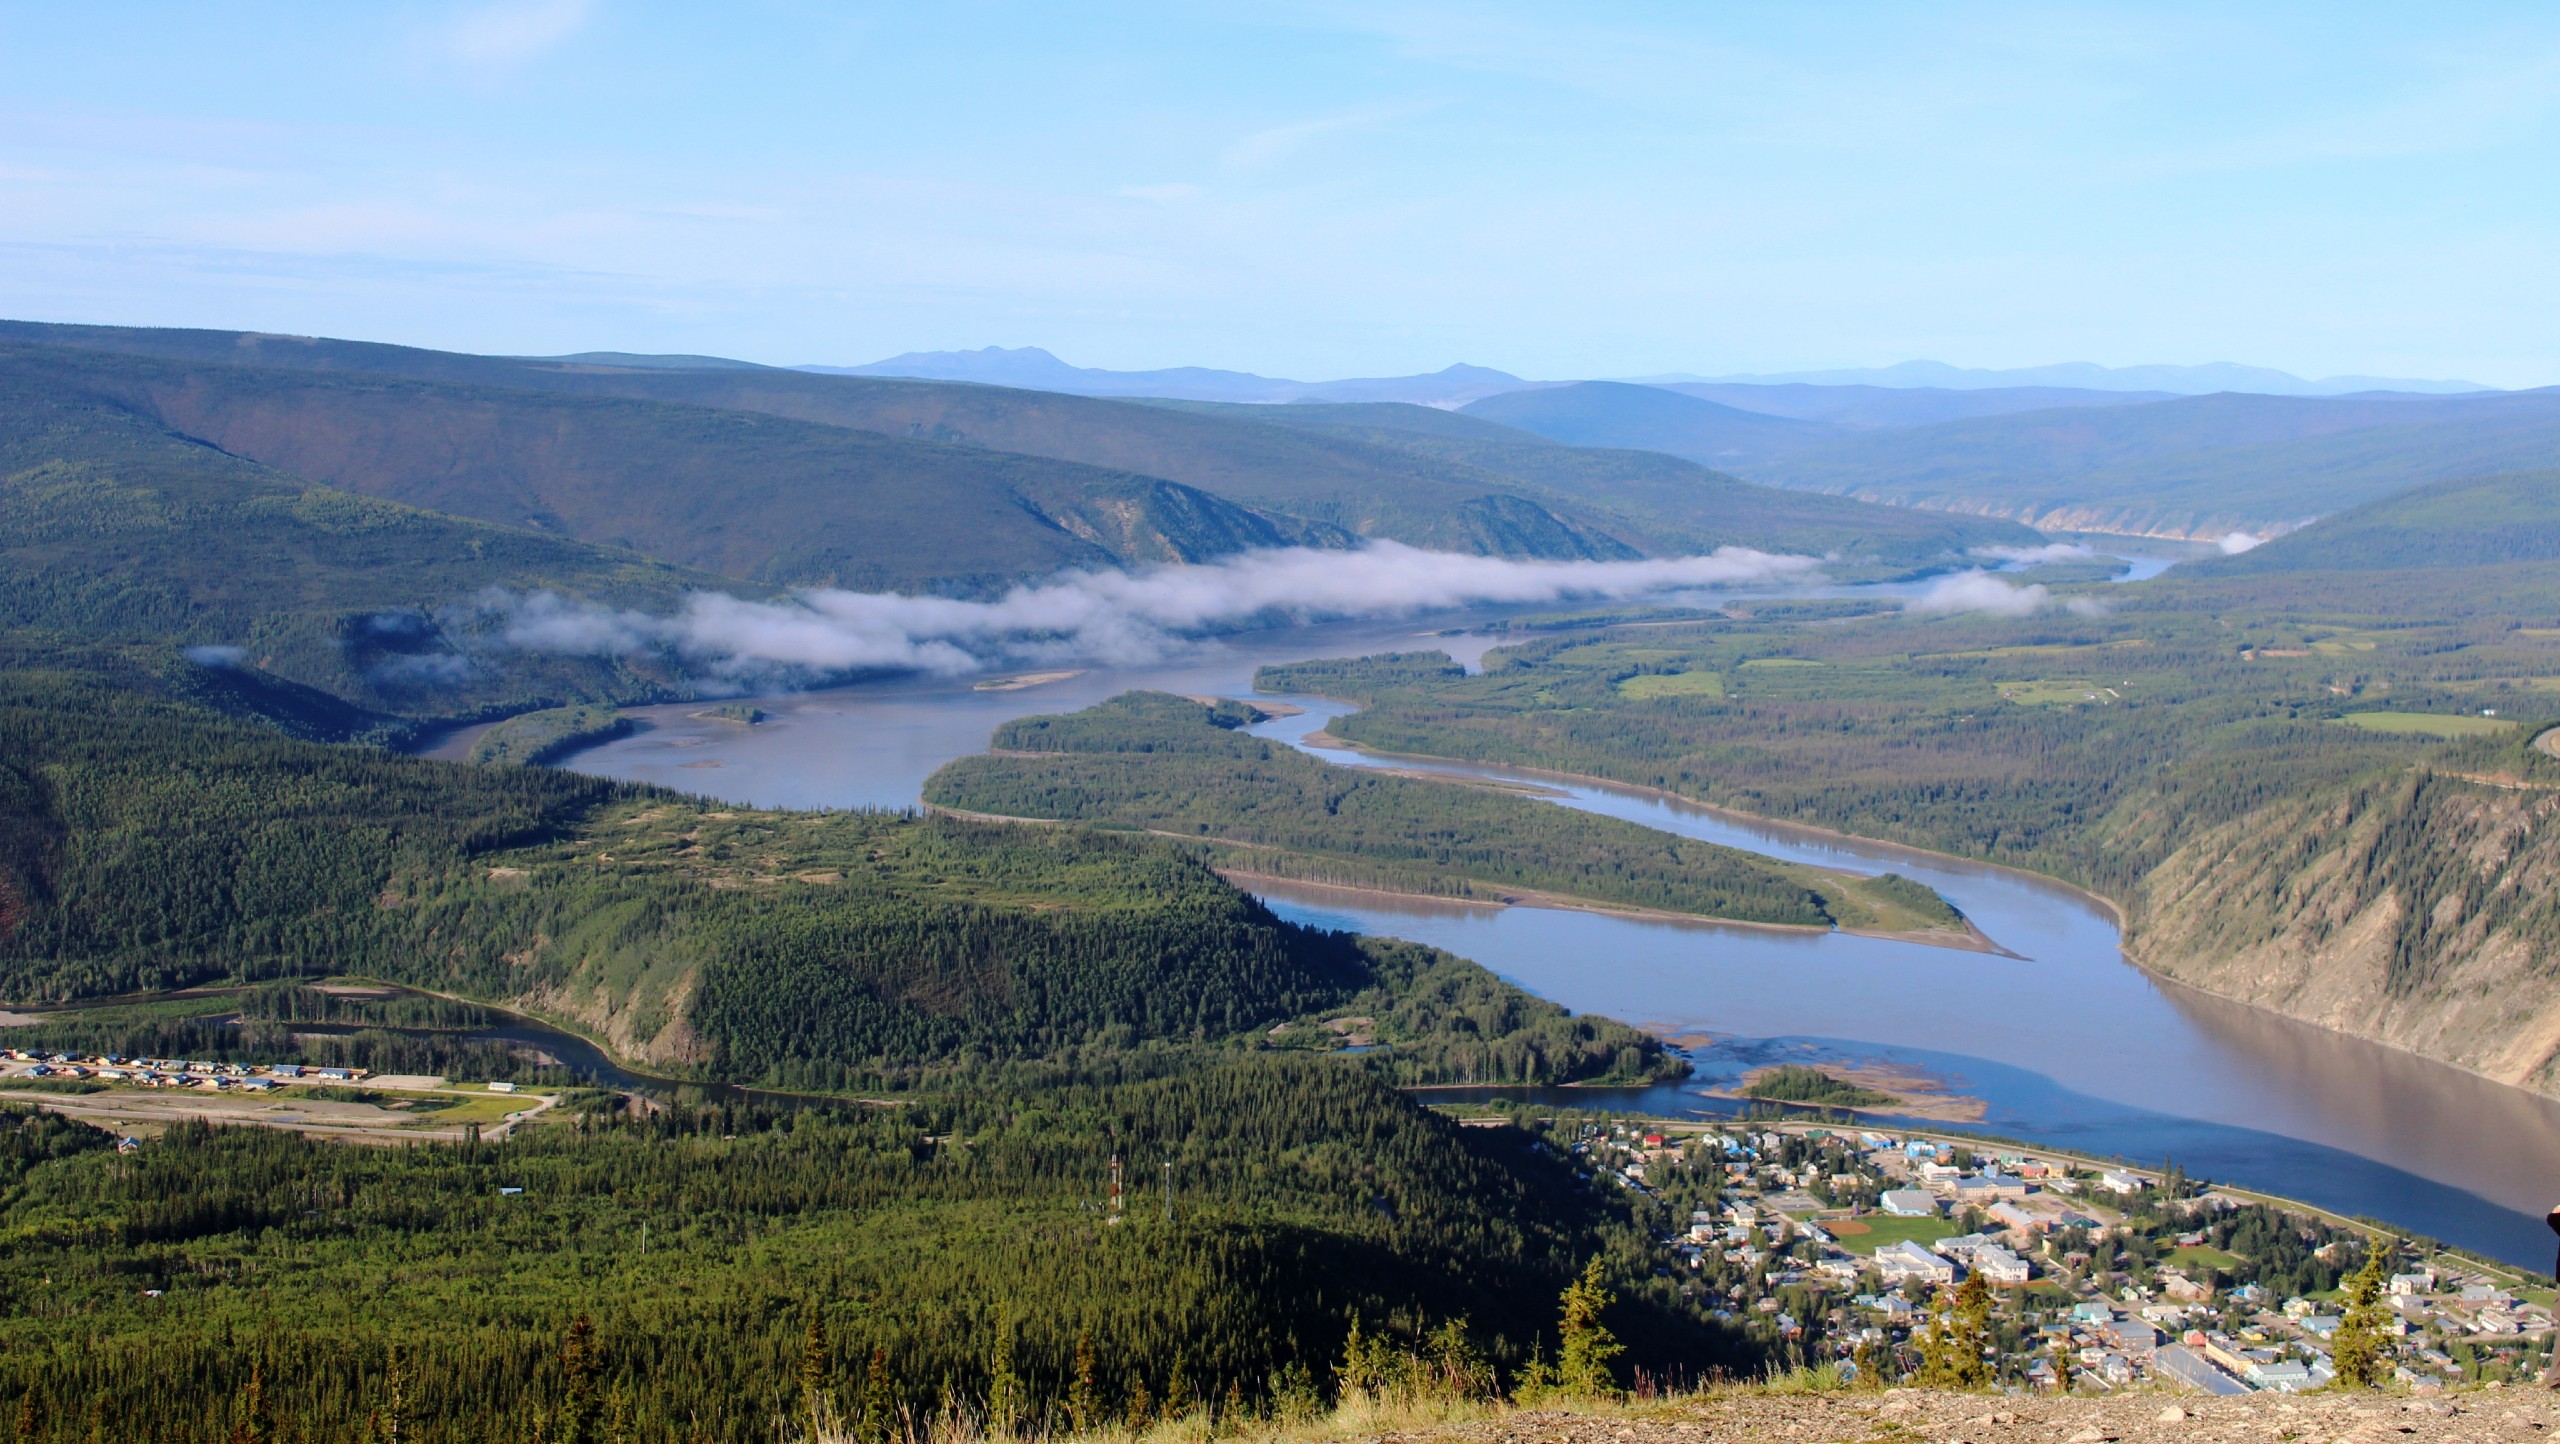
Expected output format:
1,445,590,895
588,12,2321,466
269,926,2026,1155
2127,770,2560,1096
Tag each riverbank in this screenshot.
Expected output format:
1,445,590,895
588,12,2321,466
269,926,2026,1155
1291,706,2560,1110
1291,720,2134,932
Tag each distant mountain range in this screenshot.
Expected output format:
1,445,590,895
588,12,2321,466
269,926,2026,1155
820,347,2498,404
804,346,1533,405
1448,375,2560,539
1637,359,2491,397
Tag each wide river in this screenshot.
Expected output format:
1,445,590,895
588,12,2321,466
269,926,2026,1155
436,591,2560,1268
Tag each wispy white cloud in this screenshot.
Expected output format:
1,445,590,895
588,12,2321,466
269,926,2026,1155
2218,531,2265,555
1906,569,2108,619
488,542,1823,681
441,0,597,68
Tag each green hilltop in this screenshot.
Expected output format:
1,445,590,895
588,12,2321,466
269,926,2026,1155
2189,467,2560,575
1728,388,2560,537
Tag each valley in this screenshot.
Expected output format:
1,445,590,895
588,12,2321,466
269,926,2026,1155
4,315,2559,1434
18,9,2560,1436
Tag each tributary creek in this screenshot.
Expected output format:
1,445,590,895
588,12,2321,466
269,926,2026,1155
432,588,2560,1268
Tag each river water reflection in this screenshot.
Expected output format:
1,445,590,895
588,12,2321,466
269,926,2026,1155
542,603,2560,1267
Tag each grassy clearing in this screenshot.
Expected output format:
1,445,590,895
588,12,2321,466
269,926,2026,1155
1550,644,1696,667
1915,639,2151,661
2332,711,2518,738
1616,671,1725,701
2166,1244,2244,1272
1738,657,1823,670
395,1091,555,1128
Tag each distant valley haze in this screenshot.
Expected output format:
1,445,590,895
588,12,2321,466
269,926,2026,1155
817,344,2502,406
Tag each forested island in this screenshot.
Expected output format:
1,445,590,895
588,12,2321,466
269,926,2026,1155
924,691,1969,939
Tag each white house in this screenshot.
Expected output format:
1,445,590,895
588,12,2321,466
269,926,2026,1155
1969,1244,2033,1285
1873,1239,1957,1286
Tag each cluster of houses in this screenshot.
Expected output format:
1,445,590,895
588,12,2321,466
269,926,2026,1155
1556,1116,2555,1395
4,1050,366,1092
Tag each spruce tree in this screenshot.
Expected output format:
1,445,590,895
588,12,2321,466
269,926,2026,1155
858,1346,896,1444
2331,1243,2395,1387
1914,1276,1993,1389
554,1316,601,1444
1067,1331,1101,1435
1555,1259,1625,1398
800,1303,835,1437
1124,1375,1153,1433
226,1366,272,1444
379,1344,413,1444
986,1314,1022,1440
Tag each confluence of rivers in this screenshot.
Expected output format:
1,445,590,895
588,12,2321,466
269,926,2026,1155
424,581,2560,1268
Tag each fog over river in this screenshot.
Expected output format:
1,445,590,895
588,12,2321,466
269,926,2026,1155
438,578,2560,1267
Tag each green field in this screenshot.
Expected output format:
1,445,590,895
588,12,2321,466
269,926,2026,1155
391,1090,557,1127
1739,656,1824,669
2332,711,2518,737
2166,1244,2245,1272
1617,670,1726,700
1829,1213,1953,1256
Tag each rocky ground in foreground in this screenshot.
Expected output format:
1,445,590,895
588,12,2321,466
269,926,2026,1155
1375,1388,2559,1444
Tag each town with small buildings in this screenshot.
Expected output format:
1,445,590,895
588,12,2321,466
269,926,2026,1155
1491,1110,2557,1394
3,1048,374,1091
0,1047,551,1146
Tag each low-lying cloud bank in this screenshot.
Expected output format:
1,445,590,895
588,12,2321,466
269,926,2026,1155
489,542,1825,680
1908,570,2107,619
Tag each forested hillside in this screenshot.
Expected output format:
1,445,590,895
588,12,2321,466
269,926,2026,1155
1144,398,2027,561
0,673,1670,1089
0,653,1746,1437
0,1059,1745,1443
1459,381,1843,467
0,320,2044,570
925,691,1965,937
0,359,721,719
2188,468,2560,575
0,342,1338,592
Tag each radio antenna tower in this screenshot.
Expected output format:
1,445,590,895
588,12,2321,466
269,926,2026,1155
1107,1153,1124,1224
1163,1158,1174,1223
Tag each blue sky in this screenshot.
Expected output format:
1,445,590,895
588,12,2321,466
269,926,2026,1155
4,2,2557,384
